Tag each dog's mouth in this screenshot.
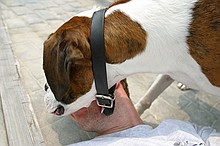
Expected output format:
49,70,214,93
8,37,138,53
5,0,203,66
53,105,65,115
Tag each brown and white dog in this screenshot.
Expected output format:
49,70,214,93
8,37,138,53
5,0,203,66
43,0,220,116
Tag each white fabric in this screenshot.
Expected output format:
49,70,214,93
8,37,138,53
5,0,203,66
69,119,220,146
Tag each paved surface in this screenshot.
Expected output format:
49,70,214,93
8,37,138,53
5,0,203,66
0,0,219,146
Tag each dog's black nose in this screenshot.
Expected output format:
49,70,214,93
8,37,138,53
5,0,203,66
53,105,64,115
44,83,49,91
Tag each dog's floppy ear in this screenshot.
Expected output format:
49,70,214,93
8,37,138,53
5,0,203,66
44,29,92,102
43,32,70,102
57,29,90,71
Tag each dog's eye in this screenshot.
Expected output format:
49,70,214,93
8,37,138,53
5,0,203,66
44,83,49,91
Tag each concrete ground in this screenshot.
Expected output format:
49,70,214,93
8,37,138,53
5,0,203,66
0,0,219,146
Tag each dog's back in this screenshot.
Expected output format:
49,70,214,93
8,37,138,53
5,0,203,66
106,0,220,95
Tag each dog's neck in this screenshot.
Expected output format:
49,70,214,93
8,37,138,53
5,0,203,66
74,7,149,85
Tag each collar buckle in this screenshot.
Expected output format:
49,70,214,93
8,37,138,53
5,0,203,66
96,94,115,109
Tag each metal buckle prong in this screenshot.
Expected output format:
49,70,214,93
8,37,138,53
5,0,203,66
96,94,115,109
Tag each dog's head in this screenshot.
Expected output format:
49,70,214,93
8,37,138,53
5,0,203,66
44,29,92,104
43,17,93,104
43,16,97,115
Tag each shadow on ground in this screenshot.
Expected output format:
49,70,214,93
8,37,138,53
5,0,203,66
178,90,220,132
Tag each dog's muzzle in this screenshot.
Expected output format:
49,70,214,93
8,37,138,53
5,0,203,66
44,83,65,115
44,82,97,116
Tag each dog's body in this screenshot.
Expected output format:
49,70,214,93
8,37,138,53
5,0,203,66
43,0,220,116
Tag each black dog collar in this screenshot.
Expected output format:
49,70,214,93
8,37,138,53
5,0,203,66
90,9,116,116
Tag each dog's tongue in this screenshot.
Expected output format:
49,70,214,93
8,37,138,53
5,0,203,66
53,105,65,115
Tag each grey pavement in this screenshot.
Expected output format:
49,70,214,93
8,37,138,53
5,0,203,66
0,0,220,146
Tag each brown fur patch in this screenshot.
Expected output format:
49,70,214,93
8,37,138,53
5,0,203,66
104,11,147,63
55,16,92,59
188,0,220,87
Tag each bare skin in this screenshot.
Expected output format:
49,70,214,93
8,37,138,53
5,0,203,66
70,83,143,136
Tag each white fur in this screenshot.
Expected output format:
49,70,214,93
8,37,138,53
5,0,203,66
44,0,220,116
